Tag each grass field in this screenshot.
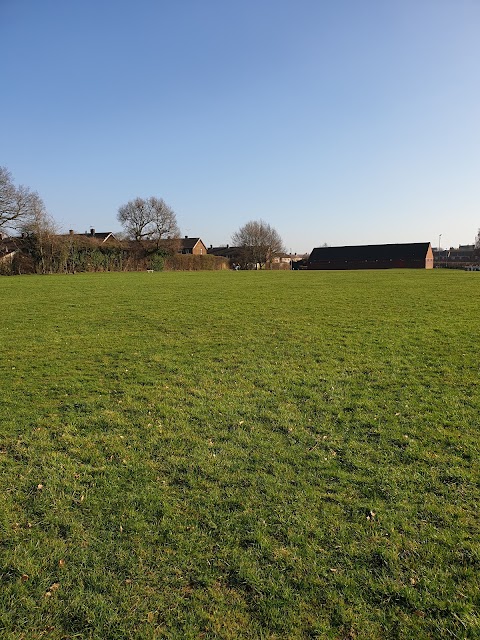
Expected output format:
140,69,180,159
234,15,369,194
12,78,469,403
0,269,478,639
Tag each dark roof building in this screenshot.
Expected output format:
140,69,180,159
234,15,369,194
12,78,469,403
85,229,118,242
63,229,118,242
307,242,434,270
179,237,207,255
207,245,242,260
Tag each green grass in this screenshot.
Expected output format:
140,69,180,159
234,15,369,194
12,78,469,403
0,270,479,639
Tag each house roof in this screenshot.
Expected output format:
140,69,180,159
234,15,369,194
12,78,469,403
179,237,204,250
449,245,475,256
0,236,27,252
207,246,242,258
59,231,117,242
309,242,431,263
92,232,116,241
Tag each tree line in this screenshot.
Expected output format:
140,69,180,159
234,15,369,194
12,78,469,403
1,166,287,274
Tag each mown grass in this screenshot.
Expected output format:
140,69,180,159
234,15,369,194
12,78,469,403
0,269,478,639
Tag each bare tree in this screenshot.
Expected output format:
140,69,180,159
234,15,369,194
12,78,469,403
20,194,59,273
232,220,285,269
0,166,39,233
117,196,180,245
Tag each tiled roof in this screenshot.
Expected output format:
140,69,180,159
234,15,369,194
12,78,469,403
207,246,242,258
180,237,202,249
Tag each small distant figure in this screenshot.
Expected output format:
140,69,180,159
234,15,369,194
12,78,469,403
232,263,240,271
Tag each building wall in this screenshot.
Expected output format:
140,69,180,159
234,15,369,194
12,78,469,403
191,241,207,255
425,245,434,269
308,258,428,270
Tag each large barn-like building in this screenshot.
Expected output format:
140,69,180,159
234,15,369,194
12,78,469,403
307,242,434,270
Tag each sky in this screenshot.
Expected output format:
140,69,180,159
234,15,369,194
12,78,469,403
1,0,479,253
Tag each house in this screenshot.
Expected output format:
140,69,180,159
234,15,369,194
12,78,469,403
268,253,309,270
307,243,434,270
179,237,207,255
207,245,243,268
0,235,36,274
0,237,18,265
269,254,292,266
207,245,241,259
88,230,117,242
207,247,307,270
447,245,475,261
433,244,478,269
81,229,118,242
0,235,27,257
60,229,118,242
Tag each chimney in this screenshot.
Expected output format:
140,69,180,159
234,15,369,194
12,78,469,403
90,228,95,236
69,229,74,235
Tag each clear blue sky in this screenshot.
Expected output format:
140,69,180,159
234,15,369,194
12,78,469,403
1,0,479,252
